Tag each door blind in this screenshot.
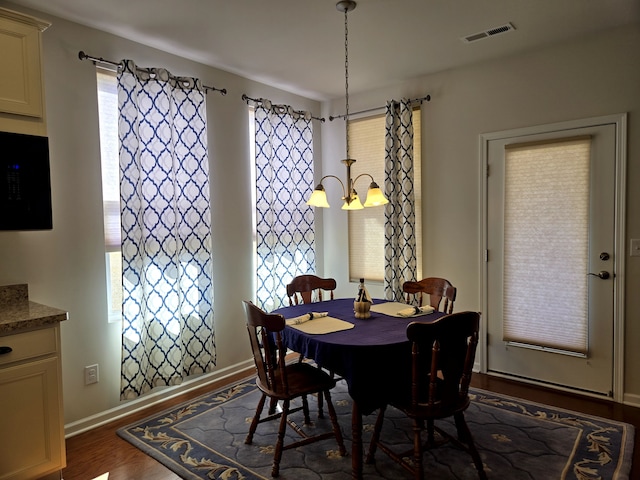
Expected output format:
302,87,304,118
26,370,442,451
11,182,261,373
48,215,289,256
502,137,591,354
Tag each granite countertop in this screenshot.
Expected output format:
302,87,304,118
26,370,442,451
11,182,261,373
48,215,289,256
0,284,68,335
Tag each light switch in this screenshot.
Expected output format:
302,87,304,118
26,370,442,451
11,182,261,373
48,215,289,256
631,238,640,257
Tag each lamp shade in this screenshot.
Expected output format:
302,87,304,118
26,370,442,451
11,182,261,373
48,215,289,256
363,183,389,207
341,193,364,210
306,185,330,208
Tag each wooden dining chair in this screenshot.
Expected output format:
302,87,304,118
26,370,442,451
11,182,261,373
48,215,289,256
365,311,487,480
286,274,336,306
402,277,457,313
242,301,346,477
286,274,341,415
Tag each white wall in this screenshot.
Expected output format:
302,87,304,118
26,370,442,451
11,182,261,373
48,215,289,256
321,25,640,404
0,1,322,431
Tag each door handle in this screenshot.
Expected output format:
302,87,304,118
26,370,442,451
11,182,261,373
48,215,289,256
588,271,610,280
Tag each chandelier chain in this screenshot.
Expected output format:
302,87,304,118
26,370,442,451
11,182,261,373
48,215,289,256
344,7,350,160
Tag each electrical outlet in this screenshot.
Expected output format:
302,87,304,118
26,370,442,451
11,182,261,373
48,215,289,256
631,238,640,257
84,364,99,385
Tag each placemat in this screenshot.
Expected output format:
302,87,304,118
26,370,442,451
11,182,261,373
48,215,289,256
370,301,435,317
287,316,355,334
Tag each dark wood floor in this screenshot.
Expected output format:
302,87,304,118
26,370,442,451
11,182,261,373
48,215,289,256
62,372,639,480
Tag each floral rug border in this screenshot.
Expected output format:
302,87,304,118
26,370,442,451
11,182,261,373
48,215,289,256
117,381,634,480
470,389,634,480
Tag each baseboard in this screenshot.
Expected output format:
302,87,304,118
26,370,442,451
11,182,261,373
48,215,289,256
64,359,254,438
483,370,617,401
623,391,640,408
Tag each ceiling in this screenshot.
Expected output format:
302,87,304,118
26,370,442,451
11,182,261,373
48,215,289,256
8,0,640,101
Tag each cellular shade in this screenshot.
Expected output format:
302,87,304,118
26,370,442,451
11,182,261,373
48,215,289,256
502,137,590,354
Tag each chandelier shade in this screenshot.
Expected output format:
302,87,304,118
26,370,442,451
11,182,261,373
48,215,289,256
306,184,331,208
362,182,388,207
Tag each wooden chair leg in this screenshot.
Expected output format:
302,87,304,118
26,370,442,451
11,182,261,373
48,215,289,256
365,405,387,464
454,413,487,480
246,392,267,445
302,395,311,424
413,419,424,480
317,391,325,418
268,396,278,415
323,389,346,455
453,411,469,442
272,399,290,477
427,418,435,444
298,354,326,419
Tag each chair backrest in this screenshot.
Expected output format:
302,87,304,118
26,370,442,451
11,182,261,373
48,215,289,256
242,300,288,395
406,311,480,414
402,277,457,313
286,274,337,306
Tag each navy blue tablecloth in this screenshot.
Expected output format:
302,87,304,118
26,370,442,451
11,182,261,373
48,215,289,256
272,298,446,415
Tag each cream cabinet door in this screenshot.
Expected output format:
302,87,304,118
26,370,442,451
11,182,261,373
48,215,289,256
0,14,46,117
0,356,64,480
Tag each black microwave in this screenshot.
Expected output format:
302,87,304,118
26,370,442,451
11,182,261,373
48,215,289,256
0,131,53,230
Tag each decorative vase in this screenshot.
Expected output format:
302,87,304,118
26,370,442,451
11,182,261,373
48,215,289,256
354,300,371,319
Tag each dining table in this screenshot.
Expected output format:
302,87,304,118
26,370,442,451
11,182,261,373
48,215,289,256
272,297,447,479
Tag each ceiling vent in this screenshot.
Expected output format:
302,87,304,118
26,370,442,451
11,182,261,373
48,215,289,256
462,22,515,43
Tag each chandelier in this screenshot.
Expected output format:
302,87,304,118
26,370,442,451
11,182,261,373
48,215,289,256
306,0,389,210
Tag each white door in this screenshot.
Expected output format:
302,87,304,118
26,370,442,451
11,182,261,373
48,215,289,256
483,115,625,397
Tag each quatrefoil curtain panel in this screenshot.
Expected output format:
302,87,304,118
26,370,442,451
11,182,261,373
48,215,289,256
254,101,316,311
384,98,418,301
118,59,215,400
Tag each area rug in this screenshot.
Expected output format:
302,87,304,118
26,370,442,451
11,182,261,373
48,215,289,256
117,377,634,480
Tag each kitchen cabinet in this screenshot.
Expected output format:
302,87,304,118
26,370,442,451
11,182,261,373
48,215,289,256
0,7,50,136
0,285,67,480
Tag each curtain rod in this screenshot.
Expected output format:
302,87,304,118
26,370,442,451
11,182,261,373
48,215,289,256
78,51,227,95
328,94,431,121
242,94,325,122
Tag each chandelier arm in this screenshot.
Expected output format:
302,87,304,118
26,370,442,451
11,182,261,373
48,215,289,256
352,172,375,189
318,174,348,199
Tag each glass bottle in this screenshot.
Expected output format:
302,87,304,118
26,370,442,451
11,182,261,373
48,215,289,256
356,278,365,302
354,278,371,319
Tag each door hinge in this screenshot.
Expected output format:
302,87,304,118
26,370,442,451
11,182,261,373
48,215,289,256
484,249,489,262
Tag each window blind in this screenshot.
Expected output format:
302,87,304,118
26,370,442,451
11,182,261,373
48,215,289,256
348,111,421,282
502,137,591,354
96,68,121,252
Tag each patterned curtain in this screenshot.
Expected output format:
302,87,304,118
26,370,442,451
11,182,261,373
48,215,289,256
384,99,417,301
118,59,215,400
254,100,316,311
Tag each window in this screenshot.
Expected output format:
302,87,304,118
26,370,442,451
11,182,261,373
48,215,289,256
348,110,422,282
96,68,125,322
